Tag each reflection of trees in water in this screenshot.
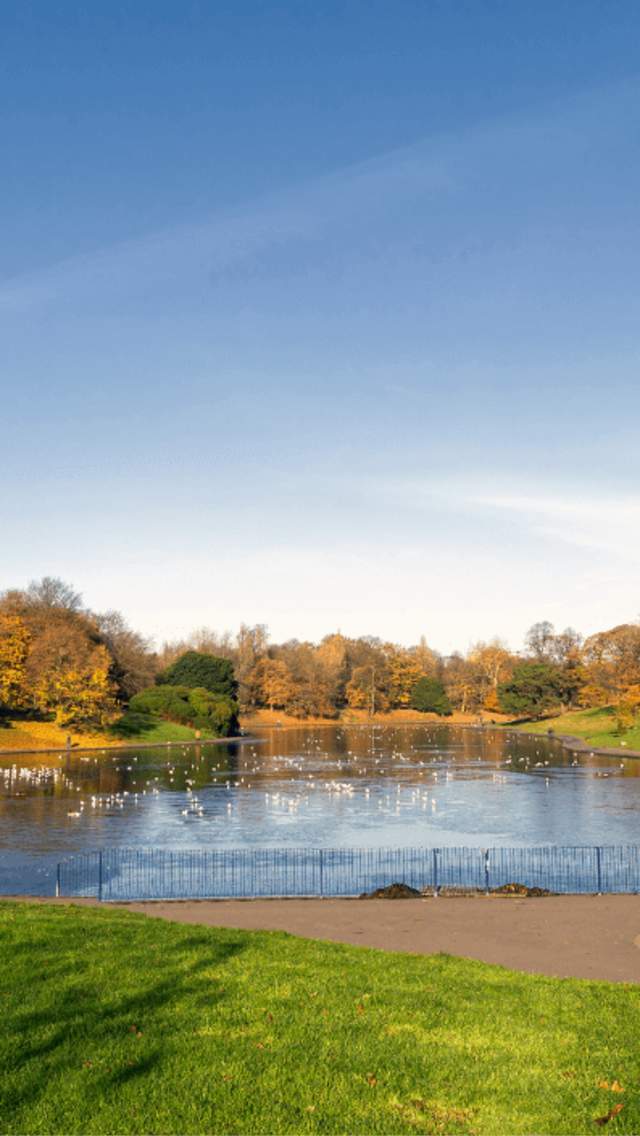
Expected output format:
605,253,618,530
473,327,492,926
1,727,638,813
0,742,242,801
251,723,640,780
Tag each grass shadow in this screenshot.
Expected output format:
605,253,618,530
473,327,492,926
107,711,161,739
4,927,249,1118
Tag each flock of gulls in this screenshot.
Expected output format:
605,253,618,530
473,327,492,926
0,727,629,829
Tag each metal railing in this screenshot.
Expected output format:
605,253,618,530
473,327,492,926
54,844,640,901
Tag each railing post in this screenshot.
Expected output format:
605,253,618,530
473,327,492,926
432,847,439,897
55,862,61,898
319,848,324,898
484,849,490,895
98,850,103,902
596,846,602,894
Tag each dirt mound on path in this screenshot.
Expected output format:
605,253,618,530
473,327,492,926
359,882,422,899
492,882,554,897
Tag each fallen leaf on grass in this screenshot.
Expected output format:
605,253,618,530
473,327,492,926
598,1081,624,1093
594,1103,624,1126
366,1074,378,1087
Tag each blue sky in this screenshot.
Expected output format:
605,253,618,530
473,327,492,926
2,1,640,652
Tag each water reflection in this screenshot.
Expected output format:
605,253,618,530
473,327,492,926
1,724,638,893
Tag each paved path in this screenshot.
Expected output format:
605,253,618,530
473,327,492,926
16,894,638,983
125,895,640,981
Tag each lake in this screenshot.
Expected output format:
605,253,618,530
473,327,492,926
1,723,638,894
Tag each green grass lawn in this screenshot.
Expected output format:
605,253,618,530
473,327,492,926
512,706,640,751
0,904,638,1135
0,716,221,752
106,717,216,744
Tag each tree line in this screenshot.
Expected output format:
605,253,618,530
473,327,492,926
1,577,640,733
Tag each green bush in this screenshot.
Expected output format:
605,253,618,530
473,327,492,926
188,686,239,735
128,683,238,737
130,685,193,723
157,651,237,699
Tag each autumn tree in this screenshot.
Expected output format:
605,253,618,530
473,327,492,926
24,576,83,613
582,624,640,701
190,627,235,658
234,624,269,710
274,640,338,717
442,653,485,713
0,613,30,714
467,640,514,711
551,627,583,664
613,684,640,733
386,649,424,707
96,610,157,699
0,580,118,728
159,627,236,668
26,622,116,728
254,657,296,711
345,664,390,713
525,621,557,660
409,636,439,676
315,634,349,709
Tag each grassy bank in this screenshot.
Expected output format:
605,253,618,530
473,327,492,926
3,705,637,755
1,903,638,1135
0,709,509,753
512,706,640,751
0,718,219,753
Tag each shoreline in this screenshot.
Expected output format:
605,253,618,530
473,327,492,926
511,726,640,761
2,719,640,760
0,733,265,758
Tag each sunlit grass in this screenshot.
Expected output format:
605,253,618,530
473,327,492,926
0,719,114,752
514,706,640,750
0,717,217,752
0,903,638,1134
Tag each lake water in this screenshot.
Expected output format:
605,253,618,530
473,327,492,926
1,724,639,894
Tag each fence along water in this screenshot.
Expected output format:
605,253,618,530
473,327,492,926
55,844,640,901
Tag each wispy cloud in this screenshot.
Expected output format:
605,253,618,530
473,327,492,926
2,74,637,315
466,488,640,554
359,471,640,558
